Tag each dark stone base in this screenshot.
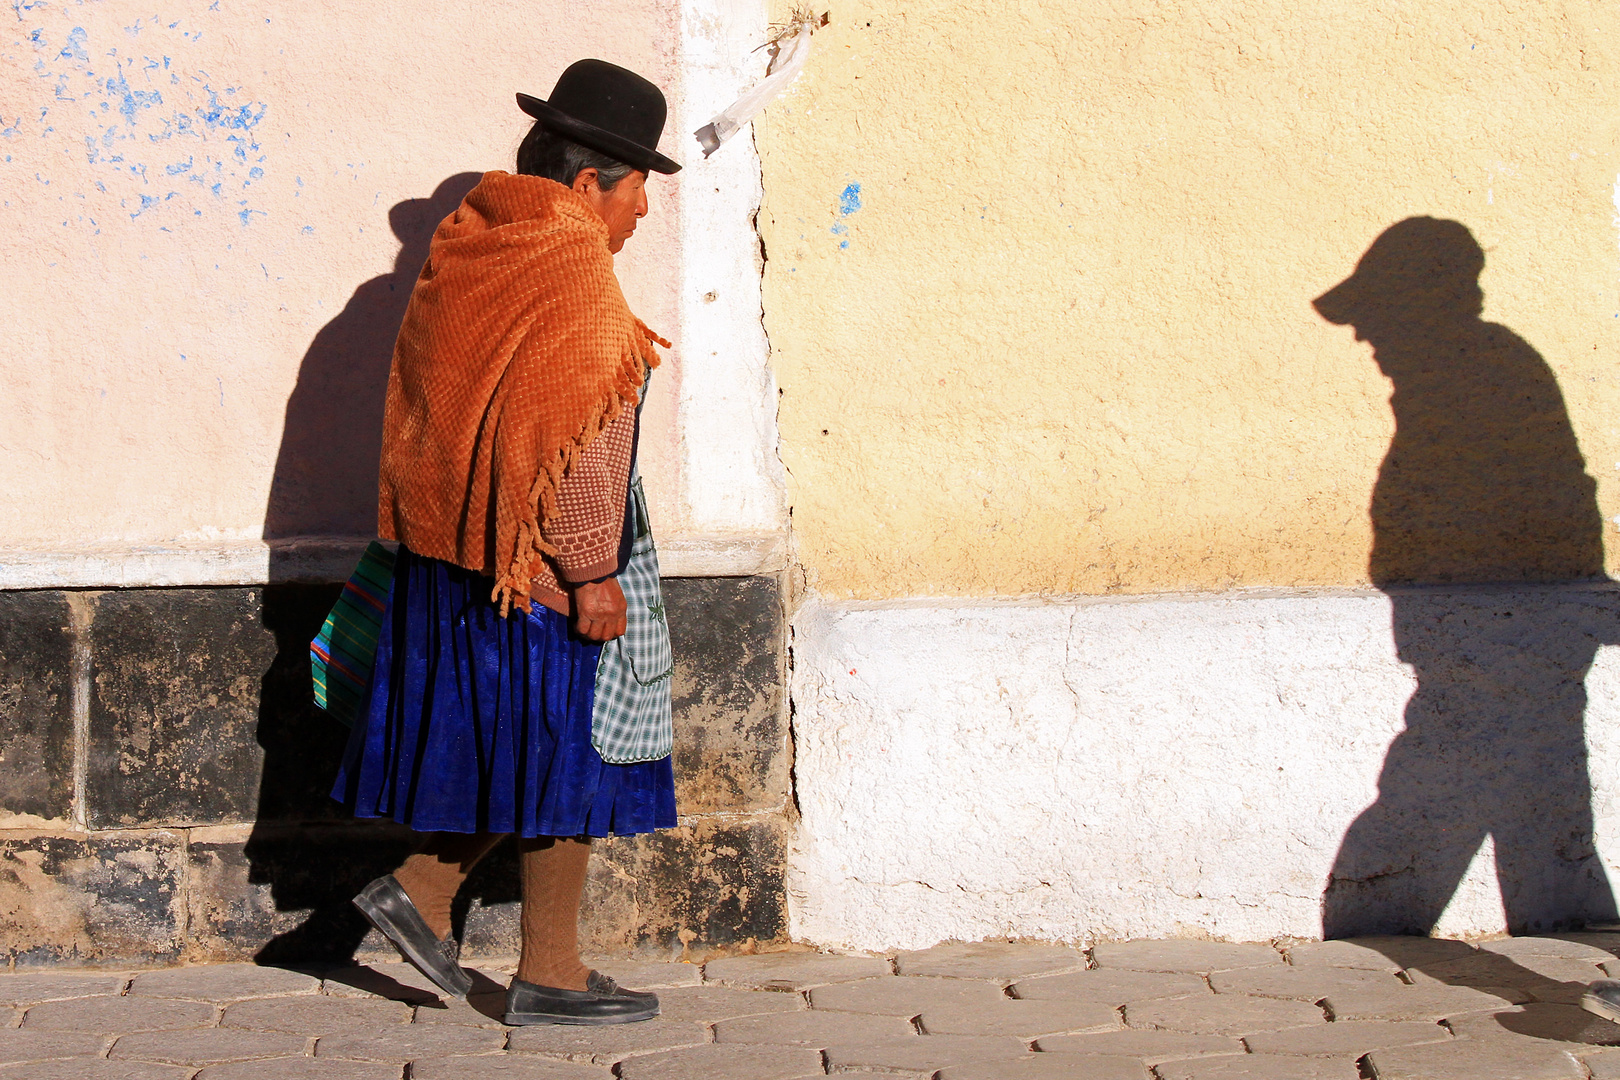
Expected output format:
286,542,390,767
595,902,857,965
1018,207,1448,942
0,574,789,966
0,831,186,966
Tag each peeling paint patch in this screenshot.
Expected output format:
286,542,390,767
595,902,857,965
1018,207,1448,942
838,181,861,215
6,8,269,229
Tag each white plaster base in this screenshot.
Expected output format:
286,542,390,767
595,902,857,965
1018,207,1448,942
788,585,1620,951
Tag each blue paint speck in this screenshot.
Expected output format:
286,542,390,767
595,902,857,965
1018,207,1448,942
838,182,861,215
301,224,313,234
59,27,88,64
839,239,849,249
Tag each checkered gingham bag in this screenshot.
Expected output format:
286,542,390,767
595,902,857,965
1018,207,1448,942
591,469,674,763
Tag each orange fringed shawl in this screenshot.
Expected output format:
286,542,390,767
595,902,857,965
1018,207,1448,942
377,171,666,614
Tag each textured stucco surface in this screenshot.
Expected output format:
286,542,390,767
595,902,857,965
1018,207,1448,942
758,0,1620,598
1,0,785,571
788,588,1620,951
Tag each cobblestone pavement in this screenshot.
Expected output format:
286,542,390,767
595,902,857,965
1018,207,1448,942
6,936,1620,1078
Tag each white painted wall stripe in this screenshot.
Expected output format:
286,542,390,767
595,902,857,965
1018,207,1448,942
788,586,1620,950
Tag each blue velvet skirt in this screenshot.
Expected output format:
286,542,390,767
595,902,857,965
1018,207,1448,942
330,546,677,837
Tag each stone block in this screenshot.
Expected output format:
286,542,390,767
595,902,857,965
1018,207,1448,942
220,994,411,1034
22,995,214,1032
1555,933,1620,956
893,942,1086,981
919,999,1119,1038
314,1025,506,1062
1124,994,1325,1037
702,951,888,990
109,1029,308,1065
939,1057,1149,1080
1480,936,1619,962
0,591,75,822
127,964,320,1001
712,1008,912,1045
1093,941,1281,974
1320,981,1527,1022
506,1018,707,1063
457,816,790,958
613,1043,825,1080
320,961,448,1006
1035,1029,1243,1063
1244,1019,1451,1056
193,1059,402,1080
666,577,788,816
1364,1039,1586,1079
1285,936,1473,972
411,993,508,1028
1404,953,1602,1004
0,1029,108,1064
186,823,414,965
250,583,357,826
85,589,279,828
1588,1048,1620,1079
1155,1056,1362,1079
1445,1003,1620,1049
808,975,1005,1014
410,1059,609,1080
0,832,185,966
1012,970,1209,1004
0,1061,194,1080
587,960,702,990
822,1033,1030,1073
0,973,128,1007
646,985,805,1024
1209,965,1404,1001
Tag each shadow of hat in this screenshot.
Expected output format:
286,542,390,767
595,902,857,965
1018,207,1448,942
518,59,681,175
1314,217,1484,326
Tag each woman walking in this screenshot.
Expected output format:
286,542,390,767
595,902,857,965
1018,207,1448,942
330,59,681,1026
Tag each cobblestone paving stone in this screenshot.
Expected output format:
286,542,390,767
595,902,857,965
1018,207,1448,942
1012,969,1210,1003
895,942,1088,981
7,936,1620,1077
807,974,1006,1013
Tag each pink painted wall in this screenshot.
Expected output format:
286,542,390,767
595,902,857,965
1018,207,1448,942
1,0,683,554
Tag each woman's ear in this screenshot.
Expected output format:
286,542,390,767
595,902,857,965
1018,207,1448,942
571,167,601,197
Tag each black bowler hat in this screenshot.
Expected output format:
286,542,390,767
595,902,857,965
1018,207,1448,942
517,59,680,175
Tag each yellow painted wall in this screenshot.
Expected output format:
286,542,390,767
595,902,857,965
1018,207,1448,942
759,0,1620,598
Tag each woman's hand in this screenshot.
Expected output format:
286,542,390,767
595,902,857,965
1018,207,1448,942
573,577,627,641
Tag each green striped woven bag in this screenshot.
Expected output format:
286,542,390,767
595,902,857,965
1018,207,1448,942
310,541,397,728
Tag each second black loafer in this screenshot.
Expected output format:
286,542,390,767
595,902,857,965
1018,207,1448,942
504,970,660,1025
351,874,472,1000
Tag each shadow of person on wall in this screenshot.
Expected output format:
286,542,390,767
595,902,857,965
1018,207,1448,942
248,173,492,965
1316,217,1618,943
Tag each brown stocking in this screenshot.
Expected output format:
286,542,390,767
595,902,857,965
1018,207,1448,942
391,831,508,940
515,836,593,991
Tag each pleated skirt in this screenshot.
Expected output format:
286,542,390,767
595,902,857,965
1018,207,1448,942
330,546,677,838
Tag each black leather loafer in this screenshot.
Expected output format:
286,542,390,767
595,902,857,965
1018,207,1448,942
1585,979,1620,1024
503,970,660,1025
351,874,472,999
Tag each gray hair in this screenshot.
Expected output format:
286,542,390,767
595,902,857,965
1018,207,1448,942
516,124,636,192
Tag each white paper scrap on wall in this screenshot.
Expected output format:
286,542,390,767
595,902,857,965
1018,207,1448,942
694,14,820,158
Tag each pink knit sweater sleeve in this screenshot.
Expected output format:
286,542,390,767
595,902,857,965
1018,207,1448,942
543,405,634,583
